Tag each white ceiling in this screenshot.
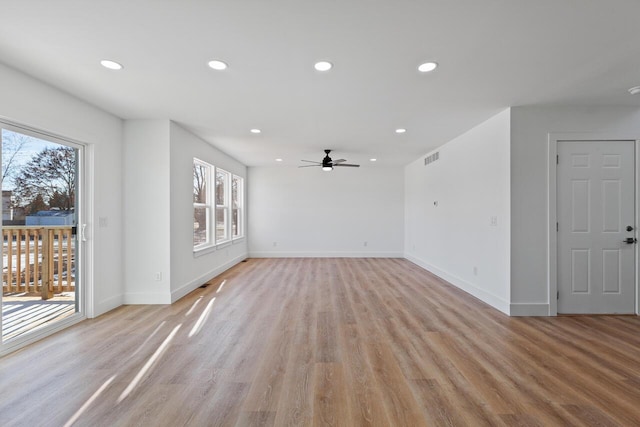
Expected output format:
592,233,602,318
1,1,639,166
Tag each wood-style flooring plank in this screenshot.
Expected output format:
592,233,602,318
312,362,350,426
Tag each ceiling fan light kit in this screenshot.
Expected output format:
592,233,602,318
299,149,360,171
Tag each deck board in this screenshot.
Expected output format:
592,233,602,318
2,296,75,340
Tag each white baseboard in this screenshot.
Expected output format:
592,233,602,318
404,253,511,315
249,251,404,258
170,253,248,303
509,303,550,316
93,294,124,318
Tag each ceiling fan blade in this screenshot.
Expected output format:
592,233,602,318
301,151,361,169
298,164,321,168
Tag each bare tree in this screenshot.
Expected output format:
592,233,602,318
1,130,29,185
13,146,76,210
194,163,207,203
193,163,209,244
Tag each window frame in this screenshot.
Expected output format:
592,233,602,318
232,174,244,240
193,158,213,251
193,159,245,254
215,168,231,244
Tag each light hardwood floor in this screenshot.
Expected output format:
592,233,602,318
1,258,640,426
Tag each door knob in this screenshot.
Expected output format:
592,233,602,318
624,237,637,244
627,226,634,232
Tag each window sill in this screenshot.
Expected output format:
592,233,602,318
193,244,216,258
193,237,244,258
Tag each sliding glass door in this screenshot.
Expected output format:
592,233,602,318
1,123,84,351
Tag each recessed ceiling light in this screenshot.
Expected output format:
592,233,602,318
395,128,407,134
207,60,228,70
275,158,283,162
418,62,438,73
370,158,377,162
250,128,261,134
100,60,123,70
629,86,640,95
314,61,333,72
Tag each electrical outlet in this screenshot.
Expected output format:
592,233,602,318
155,272,162,281
273,241,277,247
364,241,368,247
473,266,478,276
490,216,498,227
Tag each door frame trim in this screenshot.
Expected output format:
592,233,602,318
0,118,92,355
548,133,640,316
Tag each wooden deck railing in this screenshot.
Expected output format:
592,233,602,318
2,226,75,300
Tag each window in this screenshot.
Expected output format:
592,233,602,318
193,159,211,248
193,159,244,251
232,175,244,239
215,168,230,243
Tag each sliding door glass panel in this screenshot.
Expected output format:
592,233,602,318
1,128,80,343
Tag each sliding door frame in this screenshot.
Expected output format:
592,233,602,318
0,118,92,356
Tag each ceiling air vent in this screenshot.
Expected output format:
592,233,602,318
424,151,440,166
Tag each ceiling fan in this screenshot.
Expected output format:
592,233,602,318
299,149,360,171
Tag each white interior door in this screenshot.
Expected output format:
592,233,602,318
557,140,636,314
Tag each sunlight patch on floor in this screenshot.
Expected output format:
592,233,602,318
130,321,166,358
189,297,216,338
185,296,203,316
216,280,226,293
118,324,182,403
63,375,117,427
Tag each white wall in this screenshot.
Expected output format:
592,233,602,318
248,166,404,257
169,122,247,302
0,65,124,316
123,120,248,304
0,62,124,317
404,109,511,314
123,120,172,304
510,106,640,314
